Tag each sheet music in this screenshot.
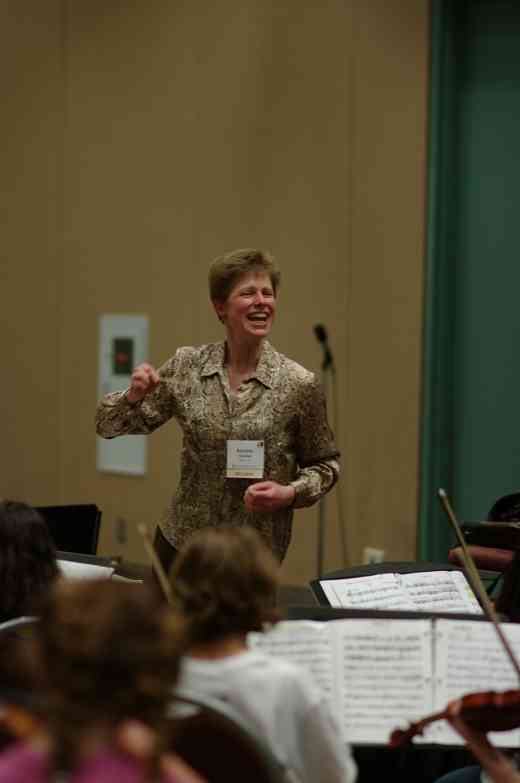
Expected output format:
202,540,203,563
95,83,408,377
399,571,482,614
330,618,433,745
58,559,115,580
248,621,335,705
431,619,520,747
320,573,416,611
250,616,520,748
319,570,481,614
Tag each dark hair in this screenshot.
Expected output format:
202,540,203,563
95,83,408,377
170,526,280,645
0,501,59,621
488,493,520,522
208,248,280,303
37,580,181,770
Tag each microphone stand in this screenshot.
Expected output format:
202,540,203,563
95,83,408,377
317,343,336,577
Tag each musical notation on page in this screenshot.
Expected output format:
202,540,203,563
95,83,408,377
319,570,482,614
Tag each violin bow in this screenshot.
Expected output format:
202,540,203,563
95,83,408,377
438,488,520,683
137,523,173,606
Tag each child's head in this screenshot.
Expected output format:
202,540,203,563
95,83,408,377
170,525,280,645
37,579,181,765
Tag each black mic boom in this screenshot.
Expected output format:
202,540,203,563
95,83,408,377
314,324,328,344
313,324,333,370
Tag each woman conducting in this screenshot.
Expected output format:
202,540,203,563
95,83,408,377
96,248,339,569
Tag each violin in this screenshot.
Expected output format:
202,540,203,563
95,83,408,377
390,690,520,747
390,491,520,751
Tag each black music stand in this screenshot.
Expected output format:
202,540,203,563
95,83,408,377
35,504,101,555
310,560,462,606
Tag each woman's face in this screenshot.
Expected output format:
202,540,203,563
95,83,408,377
214,271,276,341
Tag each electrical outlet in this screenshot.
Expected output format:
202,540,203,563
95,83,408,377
363,547,385,564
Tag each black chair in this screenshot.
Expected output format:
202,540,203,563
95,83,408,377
169,693,285,783
35,504,101,555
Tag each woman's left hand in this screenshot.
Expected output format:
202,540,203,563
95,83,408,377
244,481,295,512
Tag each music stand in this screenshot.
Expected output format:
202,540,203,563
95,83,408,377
310,560,463,606
35,504,101,555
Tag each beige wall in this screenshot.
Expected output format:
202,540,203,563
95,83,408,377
1,1,429,584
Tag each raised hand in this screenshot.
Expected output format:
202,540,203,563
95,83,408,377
126,363,161,404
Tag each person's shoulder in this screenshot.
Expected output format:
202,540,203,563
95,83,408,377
272,350,319,398
269,344,316,386
179,342,225,363
161,343,222,374
247,648,310,680
248,650,324,709
0,741,48,781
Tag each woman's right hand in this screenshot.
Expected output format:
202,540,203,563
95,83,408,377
126,363,161,404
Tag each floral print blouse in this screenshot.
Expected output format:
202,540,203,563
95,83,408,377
96,340,339,561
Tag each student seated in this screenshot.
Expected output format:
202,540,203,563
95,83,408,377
0,501,58,623
0,580,203,783
170,525,357,783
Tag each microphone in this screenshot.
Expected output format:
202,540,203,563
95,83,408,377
314,324,327,344
313,323,334,370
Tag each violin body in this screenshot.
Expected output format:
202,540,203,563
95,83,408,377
390,690,520,747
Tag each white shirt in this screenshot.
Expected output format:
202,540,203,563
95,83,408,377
176,649,357,783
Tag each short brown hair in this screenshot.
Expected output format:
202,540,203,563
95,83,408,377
170,526,280,644
208,248,280,303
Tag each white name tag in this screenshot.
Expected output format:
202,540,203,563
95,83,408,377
226,440,265,479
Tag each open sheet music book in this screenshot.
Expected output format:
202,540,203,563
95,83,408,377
316,570,482,614
249,617,520,747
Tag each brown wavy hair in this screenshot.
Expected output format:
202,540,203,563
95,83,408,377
36,580,181,770
170,525,280,645
0,501,59,621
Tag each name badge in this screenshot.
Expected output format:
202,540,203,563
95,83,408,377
226,440,265,479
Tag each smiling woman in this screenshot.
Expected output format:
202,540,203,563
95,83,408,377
96,248,340,572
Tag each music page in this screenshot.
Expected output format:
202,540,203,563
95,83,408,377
399,571,482,614
329,618,433,745
431,619,520,747
320,573,416,611
58,559,115,580
248,621,335,706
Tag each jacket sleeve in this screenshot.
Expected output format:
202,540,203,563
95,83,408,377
95,351,182,438
290,375,340,508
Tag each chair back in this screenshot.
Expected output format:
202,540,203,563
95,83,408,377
169,693,286,783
